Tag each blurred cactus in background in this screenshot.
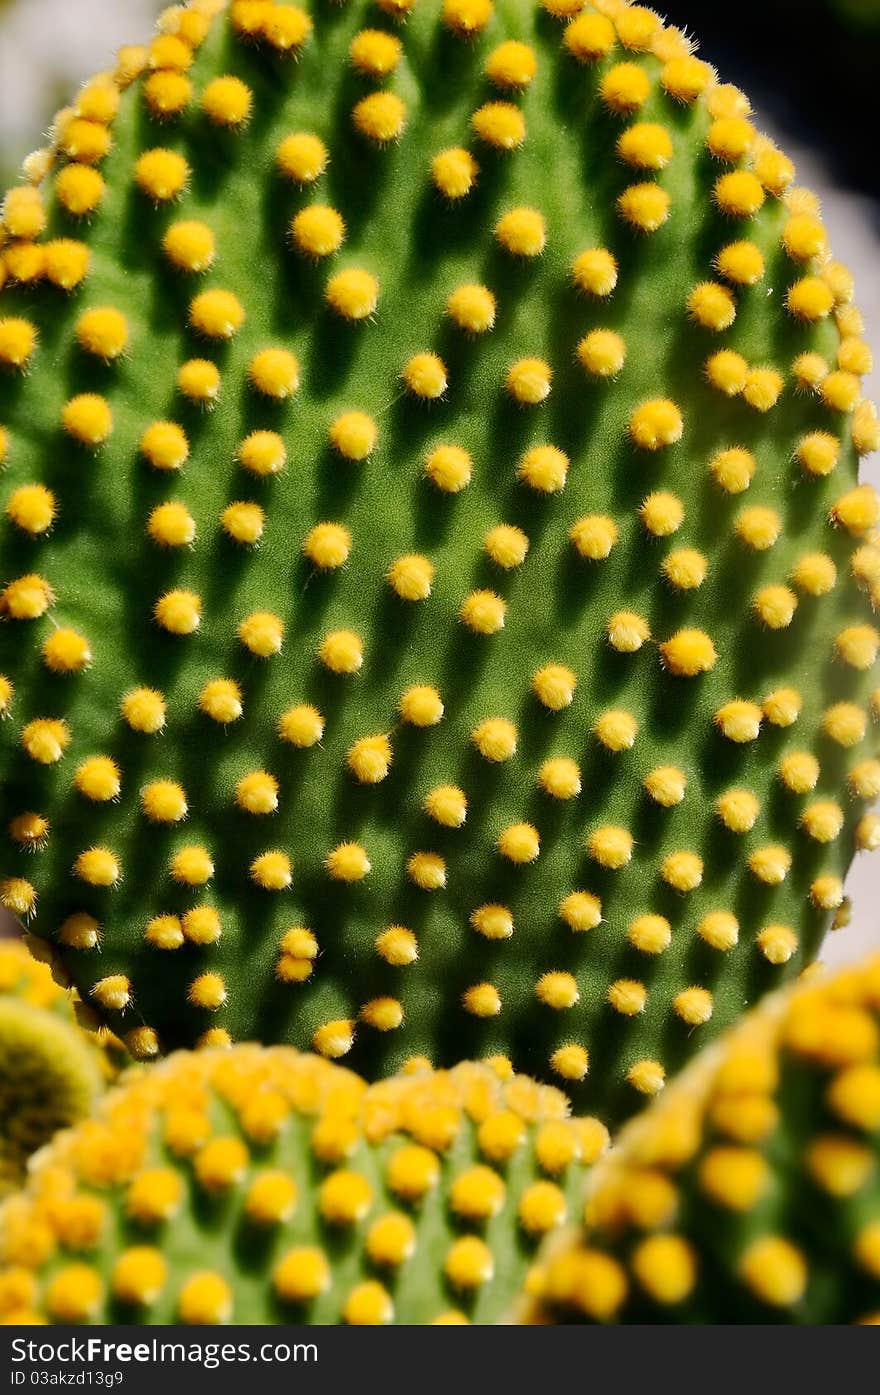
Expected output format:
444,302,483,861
0,941,108,1195
0,1050,606,1326
527,951,880,1325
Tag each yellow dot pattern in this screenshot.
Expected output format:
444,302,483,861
0,1046,603,1325
528,952,880,1325
0,0,877,1119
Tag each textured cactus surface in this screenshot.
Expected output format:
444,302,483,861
0,0,879,1119
527,952,880,1323
0,940,105,1194
0,1048,605,1324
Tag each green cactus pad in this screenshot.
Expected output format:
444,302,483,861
527,950,880,1324
0,1047,605,1324
0,940,106,1193
0,0,879,1118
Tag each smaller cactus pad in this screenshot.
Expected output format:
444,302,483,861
0,1047,607,1325
0,0,879,1119
0,940,106,1193
527,952,880,1324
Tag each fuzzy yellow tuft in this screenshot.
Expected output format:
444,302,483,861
403,351,447,399
431,147,478,200
660,629,718,677
471,102,526,150
447,283,497,336
629,399,684,450
135,147,189,202
644,493,686,535
353,91,406,144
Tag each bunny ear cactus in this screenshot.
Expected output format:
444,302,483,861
0,0,878,1122
0,1049,606,1325
525,952,880,1324
0,940,106,1194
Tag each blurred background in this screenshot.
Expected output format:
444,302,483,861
0,0,877,967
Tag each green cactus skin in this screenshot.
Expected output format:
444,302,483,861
526,951,880,1324
0,940,106,1193
0,0,879,1121
0,1048,605,1325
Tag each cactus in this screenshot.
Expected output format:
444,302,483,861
526,952,880,1324
0,0,878,1121
0,940,106,1193
0,1047,606,1325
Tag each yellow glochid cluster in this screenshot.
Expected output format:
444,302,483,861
526,954,880,1325
0,0,878,1116
0,1047,607,1325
